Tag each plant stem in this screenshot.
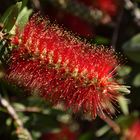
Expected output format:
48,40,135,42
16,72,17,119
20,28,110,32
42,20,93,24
0,94,33,140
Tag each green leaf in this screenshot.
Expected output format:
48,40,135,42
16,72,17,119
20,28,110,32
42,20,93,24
0,2,22,32
13,102,26,111
95,125,110,137
133,73,140,87
122,33,140,63
118,96,129,116
10,7,32,34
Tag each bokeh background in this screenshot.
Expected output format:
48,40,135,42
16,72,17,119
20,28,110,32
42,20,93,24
0,0,140,140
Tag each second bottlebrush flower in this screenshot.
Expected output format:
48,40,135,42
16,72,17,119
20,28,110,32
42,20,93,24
7,13,130,119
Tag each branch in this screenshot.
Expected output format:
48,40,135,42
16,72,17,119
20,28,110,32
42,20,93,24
0,94,33,140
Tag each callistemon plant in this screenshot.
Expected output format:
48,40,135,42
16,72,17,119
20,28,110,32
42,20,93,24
6,13,129,119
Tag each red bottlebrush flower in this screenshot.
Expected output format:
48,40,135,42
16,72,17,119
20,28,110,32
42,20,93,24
124,120,140,140
41,126,78,140
6,14,129,119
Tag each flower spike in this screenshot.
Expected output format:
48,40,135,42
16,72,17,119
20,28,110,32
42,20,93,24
6,13,129,119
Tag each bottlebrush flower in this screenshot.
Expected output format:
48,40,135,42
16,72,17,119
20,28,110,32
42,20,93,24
6,13,129,119
124,120,140,140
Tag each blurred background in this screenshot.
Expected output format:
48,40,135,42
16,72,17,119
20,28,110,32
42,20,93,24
0,0,140,140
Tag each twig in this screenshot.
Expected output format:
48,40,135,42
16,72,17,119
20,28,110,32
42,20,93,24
0,94,23,127
0,94,33,140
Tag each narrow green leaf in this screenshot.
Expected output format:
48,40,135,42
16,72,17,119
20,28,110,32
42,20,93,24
118,96,129,116
0,2,22,32
13,103,26,111
10,7,32,34
95,125,110,137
